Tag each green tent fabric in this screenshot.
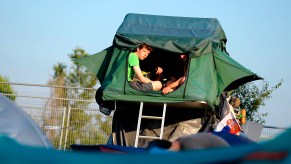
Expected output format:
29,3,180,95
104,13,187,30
76,13,261,109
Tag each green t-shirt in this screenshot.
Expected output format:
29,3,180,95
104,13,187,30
128,52,139,81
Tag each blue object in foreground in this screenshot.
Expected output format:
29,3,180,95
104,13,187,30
212,131,257,146
1,128,291,163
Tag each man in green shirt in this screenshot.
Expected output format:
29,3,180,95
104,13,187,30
128,44,162,91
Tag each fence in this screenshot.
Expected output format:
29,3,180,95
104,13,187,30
260,125,290,141
0,82,289,150
0,82,112,150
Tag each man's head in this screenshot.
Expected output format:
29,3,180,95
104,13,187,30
136,44,153,60
229,97,241,108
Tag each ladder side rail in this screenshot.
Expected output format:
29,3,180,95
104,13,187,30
134,102,144,147
159,103,167,139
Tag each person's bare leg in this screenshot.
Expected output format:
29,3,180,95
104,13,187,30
151,81,162,91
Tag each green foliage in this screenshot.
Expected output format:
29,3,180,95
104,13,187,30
95,114,113,143
67,48,97,88
48,47,112,149
0,75,16,101
231,80,283,124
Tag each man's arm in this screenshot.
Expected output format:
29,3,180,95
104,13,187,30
133,66,151,83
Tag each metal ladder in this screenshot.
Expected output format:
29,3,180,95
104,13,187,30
134,102,167,147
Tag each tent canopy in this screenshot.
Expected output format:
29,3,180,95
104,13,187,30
76,13,262,109
114,13,227,53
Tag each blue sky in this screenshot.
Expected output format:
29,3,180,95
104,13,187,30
1,0,291,127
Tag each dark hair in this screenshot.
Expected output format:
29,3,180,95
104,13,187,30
139,44,153,52
229,97,240,108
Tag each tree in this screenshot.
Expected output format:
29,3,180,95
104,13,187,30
47,47,112,149
49,63,68,107
67,48,97,88
45,63,69,145
231,80,283,124
0,75,16,101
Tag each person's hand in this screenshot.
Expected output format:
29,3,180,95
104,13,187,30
156,67,163,75
162,86,173,94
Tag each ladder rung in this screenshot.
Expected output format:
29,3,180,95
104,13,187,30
141,115,163,120
138,135,160,140
135,102,167,147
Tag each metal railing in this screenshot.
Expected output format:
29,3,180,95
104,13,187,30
0,82,112,150
0,82,289,149
260,125,290,141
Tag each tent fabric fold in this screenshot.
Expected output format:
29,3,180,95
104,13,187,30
115,13,227,53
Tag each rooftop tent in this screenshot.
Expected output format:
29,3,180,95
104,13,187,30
76,13,262,108
76,13,262,147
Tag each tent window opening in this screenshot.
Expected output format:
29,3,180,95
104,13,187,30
137,49,189,94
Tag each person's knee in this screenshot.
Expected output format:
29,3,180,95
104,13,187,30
152,81,162,91
156,81,162,90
